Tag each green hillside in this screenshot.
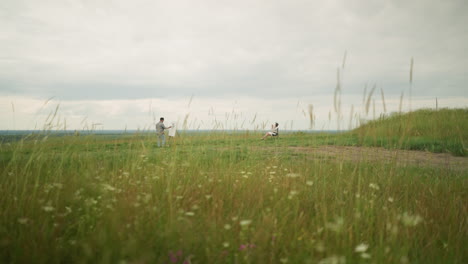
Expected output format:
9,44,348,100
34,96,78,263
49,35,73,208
350,108,468,156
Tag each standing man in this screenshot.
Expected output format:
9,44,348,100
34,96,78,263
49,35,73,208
156,117,172,147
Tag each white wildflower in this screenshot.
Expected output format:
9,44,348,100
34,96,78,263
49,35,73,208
386,222,399,235
18,218,29,224
400,256,409,264
142,194,152,203
85,198,97,206
369,183,380,190
326,217,344,233
316,227,324,234
42,205,55,212
355,243,368,253
385,247,391,254
102,183,116,192
315,241,325,252
288,190,299,199
240,220,252,227
400,212,423,227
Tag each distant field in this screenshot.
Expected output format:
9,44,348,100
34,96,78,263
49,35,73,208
0,109,467,263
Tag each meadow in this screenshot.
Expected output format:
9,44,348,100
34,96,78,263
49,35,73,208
0,109,467,263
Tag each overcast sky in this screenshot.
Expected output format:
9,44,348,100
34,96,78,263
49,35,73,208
1,0,467,130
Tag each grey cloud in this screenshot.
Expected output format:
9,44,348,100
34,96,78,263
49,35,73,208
0,0,467,101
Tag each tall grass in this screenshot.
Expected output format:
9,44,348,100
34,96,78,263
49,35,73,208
1,118,467,263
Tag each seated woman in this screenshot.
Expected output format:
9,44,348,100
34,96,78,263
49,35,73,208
262,123,279,140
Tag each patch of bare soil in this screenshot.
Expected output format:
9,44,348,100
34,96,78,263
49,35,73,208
288,146,468,171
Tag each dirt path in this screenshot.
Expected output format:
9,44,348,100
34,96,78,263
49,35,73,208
286,146,468,171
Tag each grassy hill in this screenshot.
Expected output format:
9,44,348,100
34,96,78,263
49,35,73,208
350,108,468,156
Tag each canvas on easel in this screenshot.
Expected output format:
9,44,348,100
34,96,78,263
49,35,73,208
168,123,176,137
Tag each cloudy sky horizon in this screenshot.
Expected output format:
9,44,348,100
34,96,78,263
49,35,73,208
1,0,467,130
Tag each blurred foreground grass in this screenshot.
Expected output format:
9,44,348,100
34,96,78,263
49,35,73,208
0,109,467,263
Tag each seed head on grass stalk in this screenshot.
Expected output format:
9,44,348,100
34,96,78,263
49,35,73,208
333,68,342,115
380,88,387,113
398,92,405,114
308,104,315,129
251,113,257,124
365,84,376,116
342,50,347,69
362,83,368,105
373,99,376,120
348,105,354,130
409,57,414,111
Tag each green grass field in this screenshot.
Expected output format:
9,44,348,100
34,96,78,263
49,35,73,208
0,109,467,263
